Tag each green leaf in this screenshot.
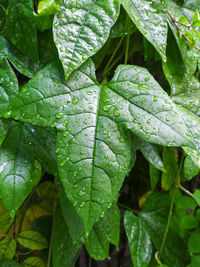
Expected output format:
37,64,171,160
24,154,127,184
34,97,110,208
124,212,152,267
21,124,57,176
85,203,120,260
0,259,22,267
161,147,178,191
184,0,200,10
7,60,196,231
149,163,160,190
0,36,40,78
192,9,200,26
188,256,200,267
0,57,18,114
165,0,200,74
110,6,136,38
137,138,164,171
23,257,46,267
58,185,84,242
193,189,200,205
183,155,200,181
181,214,198,230
188,231,200,253
0,122,42,216
17,231,48,250
139,193,189,266
172,90,200,116
2,0,38,60
0,238,16,261
52,210,81,267
121,0,168,61
38,0,60,15
53,0,120,79
162,29,200,96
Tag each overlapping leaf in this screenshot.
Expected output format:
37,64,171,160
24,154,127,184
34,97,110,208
121,0,168,61
2,0,38,60
6,60,196,231
53,0,120,79
0,122,42,216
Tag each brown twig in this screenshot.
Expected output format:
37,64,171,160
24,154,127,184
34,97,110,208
167,11,200,52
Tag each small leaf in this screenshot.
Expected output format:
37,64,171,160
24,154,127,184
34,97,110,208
188,232,200,253
183,155,200,181
179,16,190,25
193,189,200,206
23,257,46,267
192,10,200,26
17,231,48,250
0,238,16,261
38,0,60,15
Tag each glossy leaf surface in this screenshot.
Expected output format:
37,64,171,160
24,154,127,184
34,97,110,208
121,0,168,61
124,211,152,267
52,210,81,267
0,122,42,216
53,0,120,79
2,0,38,60
6,60,197,231
17,231,48,250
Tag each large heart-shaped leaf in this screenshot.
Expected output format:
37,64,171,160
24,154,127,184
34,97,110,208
0,122,42,216
6,60,195,231
121,0,168,61
53,0,120,79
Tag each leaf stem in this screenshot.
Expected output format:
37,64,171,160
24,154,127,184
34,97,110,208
158,152,184,259
47,197,57,267
179,184,193,198
118,202,138,214
101,37,124,79
124,15,130,64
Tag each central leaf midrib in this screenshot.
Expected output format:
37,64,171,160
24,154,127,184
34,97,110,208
87,83,102,230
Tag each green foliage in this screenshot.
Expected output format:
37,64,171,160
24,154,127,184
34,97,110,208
0,0,200,266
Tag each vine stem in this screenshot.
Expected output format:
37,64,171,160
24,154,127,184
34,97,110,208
101,37,124,80
118,202,138,214
47,197,57,267
179,184,194,198
124,14,130,64
167,11,200,52
158,152,185,260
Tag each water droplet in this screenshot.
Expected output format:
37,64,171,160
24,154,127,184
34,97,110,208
114,108,120,116
73,184,78,188
80,202,85,207
146,134,150,139
60,158,68,167
79,191,85,196
56,113,64,119
72,98,79,104
10,209,15,218
153,96,158,102
4,110,11,118
103,105,112,112
145,77,150,81
138,84,149,90
119,137,125,143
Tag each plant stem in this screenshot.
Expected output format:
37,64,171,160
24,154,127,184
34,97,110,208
158,152,184,259
179,184,194,198
167,11,200,52
124,15,130,64
118,202,138,214
101,37,124,79
47,197,57,267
